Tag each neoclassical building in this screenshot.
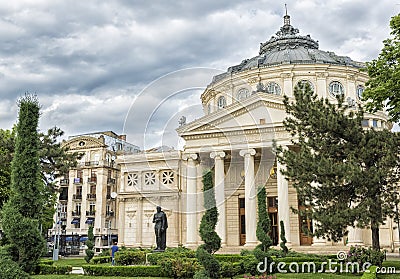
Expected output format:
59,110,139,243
116,14,395,252
53,14,398,253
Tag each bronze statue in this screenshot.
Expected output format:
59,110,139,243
153,206,168,251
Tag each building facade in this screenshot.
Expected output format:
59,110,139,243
50,131,140,252
52,14,399,253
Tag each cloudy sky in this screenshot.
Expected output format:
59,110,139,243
0,0,397,149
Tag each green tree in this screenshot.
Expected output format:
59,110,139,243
85,225,95,263
0,126,81,232
196,170,221,278
363,14,400,122
1,94,46,273
275,84,400,250
0,128,15,208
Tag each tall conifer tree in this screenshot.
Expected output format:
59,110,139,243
276,84,400,250
1,94,46,272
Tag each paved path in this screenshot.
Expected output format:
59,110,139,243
70,266,84,274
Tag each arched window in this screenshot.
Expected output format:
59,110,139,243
217,96,226,109
296,80,314,92
329,81,344,97
266,82,281,95
237,88,250,100
356,85,364,100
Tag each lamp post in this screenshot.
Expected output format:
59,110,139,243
52,203,60,261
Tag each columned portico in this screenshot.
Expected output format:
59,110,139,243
210,151,226,246
183,153,198,246
239,149,258,247
277,156,291,244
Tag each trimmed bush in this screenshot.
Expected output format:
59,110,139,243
160,257,200,278
114,250,146,265
346,246,385,267
39,259,54,265
147,249,196,265
83,265,163,276
0,257,29,279
240,254,260,276
37,264,72,275
215,254,245,263
220,261,242,278
92,255,111,264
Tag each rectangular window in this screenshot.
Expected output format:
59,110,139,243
372,120,378,127
75,203,81,215
361,120,369,127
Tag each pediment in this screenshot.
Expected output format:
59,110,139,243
62,136,106,151
177,94,287,137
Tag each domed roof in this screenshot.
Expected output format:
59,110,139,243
211,13,365,83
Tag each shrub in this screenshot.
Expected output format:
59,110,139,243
346,246,385,268
92,256,111,264
147,249,196,265
114,250,146,265
83,265,163,276
220,261,242,278
0,257,29,279
37,264,72,275
240,254,260,276
160,257,200,278
215,254,245,263
40,259,54,265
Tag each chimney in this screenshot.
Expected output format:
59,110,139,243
118,134,126,141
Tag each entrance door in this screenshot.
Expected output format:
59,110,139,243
239,198,246,246
298,205,313,245
267,196,279,245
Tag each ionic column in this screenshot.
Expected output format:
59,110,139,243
183,153,198,246
277,156,291,244
118,198,126,246
239,149,258,247
210,151,226,246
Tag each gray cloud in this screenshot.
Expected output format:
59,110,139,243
0,0,397,147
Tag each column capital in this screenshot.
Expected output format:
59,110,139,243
210,151,226,159
239,149,256,157
182,153,198,161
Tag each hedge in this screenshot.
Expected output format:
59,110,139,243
39,259,54,265
37,264,72,275
147,250,196,265
92,255,111,264
83,265,163,276
114,250,146,265
215,254,245,263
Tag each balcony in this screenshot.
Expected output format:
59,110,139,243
73,178,83,184
72,211,81,217
59,212,67,220
72,194,82,200
60,179,69,186
87,193,96,200
106,210,114,217
86,211,95,216
107,178,116,185
88,177,97,184
85,161,100,167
